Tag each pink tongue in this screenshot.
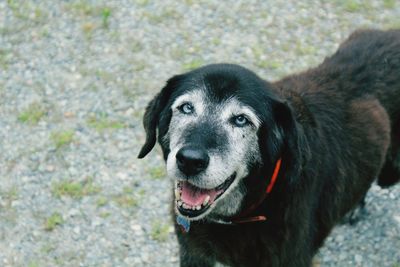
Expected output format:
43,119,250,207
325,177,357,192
181,182,220,206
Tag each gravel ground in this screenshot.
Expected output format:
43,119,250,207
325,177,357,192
0,1,400,266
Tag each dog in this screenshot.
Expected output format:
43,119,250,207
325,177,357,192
138,29,400,267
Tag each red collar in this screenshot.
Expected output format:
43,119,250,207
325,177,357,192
230,158,282,224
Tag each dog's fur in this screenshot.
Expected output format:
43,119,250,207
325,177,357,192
138,29,400,267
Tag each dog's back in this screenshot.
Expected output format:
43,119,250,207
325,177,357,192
273,28,400,251
328,29,400,188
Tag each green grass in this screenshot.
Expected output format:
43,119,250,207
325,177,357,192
87,113,126,132
130,40,144,53
44,212,64,231
28,261,40,267
51,130,75,149
96,196,108,207
148,166,165,179
343,0,362,12
142,8,182,24
182,59,205,71
18,102,47,124
7,0,48,23
65,1,98,16
383,0,396,9
256,60,283,70
0,49,13,70
3,187,18,200
136,0,150,6
65,1,112,36
101,7,111,28
111,186,139,208
112,194,138,208
41,243,56,254
52,177,101,199
150,220,171,242
99,211,111,218
82,22,96,38
336,0,373,13
1,187,18,207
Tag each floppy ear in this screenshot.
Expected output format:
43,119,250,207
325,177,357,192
137,75,182,158
261,100,305,185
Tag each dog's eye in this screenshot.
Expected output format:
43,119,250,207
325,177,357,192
232,115,251,127
178,103,194,114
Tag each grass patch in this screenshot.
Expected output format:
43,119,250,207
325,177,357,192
18,102,47,124
383,0,396,9
96,196,108,207
111,186,140,208
384,18,400,29
44,212,64,231
65,1,99,16
99,211,111,218
65,1,112,22
41,243,56,254
136,0,150,6
82,22,96,38
51,130,74,149
0,49,13,70
294,41,317,56
130,40,144,53
150,220,171,242
28,261,40,267
1,187,18,208
148,166,165,179
3,187,18,201
52,177,101,199
256,60,283,70
7,0,48,23
101,7,111,28
87,113,126,132
112,194,138,208
336,0,373,13
182,59,204,71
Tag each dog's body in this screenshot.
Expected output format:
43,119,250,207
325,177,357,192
139,29,400,267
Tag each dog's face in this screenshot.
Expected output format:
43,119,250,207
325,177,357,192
166,89,263,220
139,64,298,221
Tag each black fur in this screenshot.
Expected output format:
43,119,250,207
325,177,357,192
139,29,400,267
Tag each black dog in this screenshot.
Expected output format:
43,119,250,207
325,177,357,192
138,29,400,267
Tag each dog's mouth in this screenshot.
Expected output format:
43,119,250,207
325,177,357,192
175,173,236,218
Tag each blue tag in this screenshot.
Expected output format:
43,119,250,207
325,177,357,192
176,215,190,233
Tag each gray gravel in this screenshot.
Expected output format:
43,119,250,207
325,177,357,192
1,1,400,266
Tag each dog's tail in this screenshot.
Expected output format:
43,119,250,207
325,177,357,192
378,119,400,188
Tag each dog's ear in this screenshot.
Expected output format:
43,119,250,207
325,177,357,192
260,99,304,185
138,75,182,158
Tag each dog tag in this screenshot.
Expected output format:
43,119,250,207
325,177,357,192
176,215,190,233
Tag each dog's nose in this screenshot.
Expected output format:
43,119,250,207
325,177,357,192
176,146,209,176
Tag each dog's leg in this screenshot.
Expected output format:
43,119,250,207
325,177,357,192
378,118,400,188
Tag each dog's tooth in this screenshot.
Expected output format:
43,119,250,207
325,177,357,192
183,203,190,209
203,195,210,206
175,189,180,200
196,205,201,210
177,200,183,206
192,205,196,210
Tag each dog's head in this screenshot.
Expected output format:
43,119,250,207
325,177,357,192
138,64,299,221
